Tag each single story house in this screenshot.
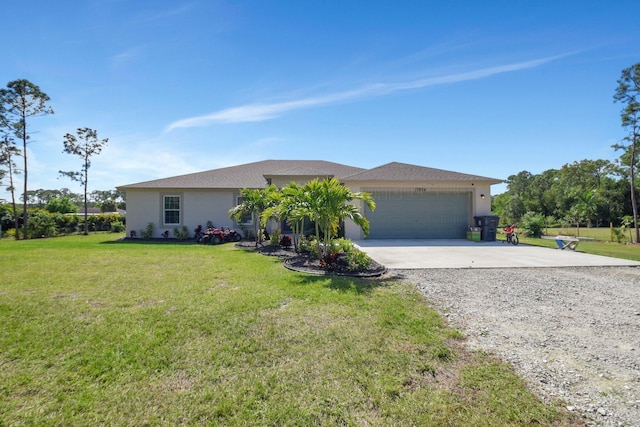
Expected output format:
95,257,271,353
117,160,502,240
76,207,126,216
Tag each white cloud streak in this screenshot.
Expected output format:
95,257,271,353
110,45,146,70
166,54,566,132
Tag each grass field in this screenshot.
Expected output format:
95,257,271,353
541,227,618,241
0,234,581,425
497,226,640,262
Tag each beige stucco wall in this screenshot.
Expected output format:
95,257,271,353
124,189,158,236
124,175,496,240
125,189,237,238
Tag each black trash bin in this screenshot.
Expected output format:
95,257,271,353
474,215,499,242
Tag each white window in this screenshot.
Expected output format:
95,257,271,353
236,196,253,225
163,195,181,225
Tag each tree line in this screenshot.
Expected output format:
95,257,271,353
0,79,109,238
0,188,125,238
492,158,630,229
493,62,640,242
11,188,125,211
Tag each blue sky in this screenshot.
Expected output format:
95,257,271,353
2,0,639,200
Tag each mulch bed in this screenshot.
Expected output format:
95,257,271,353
235,241,387,277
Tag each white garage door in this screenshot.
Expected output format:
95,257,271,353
366,191,471,239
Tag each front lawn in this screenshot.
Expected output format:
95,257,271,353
0,234,580,425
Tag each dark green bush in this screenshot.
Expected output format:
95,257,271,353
173,225,189,240
140,223,154,239
333,238,372,271
45,197,78,214
344,247,371,271
28,211,57,238
520,211,545,238
110,221,125,233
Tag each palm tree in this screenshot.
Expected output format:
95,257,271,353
302,178,375,259
261,182,306,252
228,185,278,246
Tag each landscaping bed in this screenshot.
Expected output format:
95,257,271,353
235,241,387,277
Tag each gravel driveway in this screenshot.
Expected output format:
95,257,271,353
394,266,640,427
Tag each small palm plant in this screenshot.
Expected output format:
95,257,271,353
300,177,375,260
229,185,278,246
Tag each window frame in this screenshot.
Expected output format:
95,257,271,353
162,195,181,226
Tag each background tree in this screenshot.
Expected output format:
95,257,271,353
500,194,526,225
613,62,640,242
600,176,630,224
0,134,21,237
27,188,68,208
59,128,108,235
527,169,558,217
100,200,118,213
45,197,78,214
495,158,625,230
552,160,611,225
0,79,53,239
91,189,125,208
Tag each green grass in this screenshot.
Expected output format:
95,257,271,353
0,234,580,425
541,227,617,241
498,227,640,262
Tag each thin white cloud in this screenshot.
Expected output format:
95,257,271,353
110,45,146,69
142,3,195,23
166,54,568,132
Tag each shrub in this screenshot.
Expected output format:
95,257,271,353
173,226,190,240
270,229,281,246
612,227,627,243
140,223,154,239
111,221,125,233
321,238,373,272
84,213,122,232
344,247,372,272
53,213,79,235
333,238,353,253
520,211,545,238
300,236,319,259
280,235,292,247
337,239,372,271
320,251,340,270
28,211,57,238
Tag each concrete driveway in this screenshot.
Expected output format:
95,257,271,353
354,239,640,269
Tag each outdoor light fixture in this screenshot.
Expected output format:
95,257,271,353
480,194,485,199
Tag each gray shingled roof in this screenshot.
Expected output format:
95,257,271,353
117,160,366,190
264,167,334,177
343,162,502,183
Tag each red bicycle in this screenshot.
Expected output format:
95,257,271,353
503,224,519,245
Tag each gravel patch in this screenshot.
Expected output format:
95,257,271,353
394,266,640,427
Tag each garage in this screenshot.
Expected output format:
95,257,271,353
365,190,471,239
